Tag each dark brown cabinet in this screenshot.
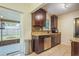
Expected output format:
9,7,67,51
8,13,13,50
32,36,44,54
51,15,58,33
32,9,46,27
71,41,79,56
51,33,61,47
32,33,61,54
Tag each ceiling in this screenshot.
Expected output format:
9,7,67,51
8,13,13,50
42,3,79,16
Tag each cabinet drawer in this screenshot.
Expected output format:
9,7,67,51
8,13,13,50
51,33,61,47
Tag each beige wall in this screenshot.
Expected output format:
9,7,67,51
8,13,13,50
58,10,79,45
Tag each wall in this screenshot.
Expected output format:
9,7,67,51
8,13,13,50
58,10,79,45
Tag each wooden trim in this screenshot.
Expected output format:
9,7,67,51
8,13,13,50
0,39,20,46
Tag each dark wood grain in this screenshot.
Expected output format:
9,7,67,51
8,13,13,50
51,15,58,33
32,8,46,31
32,33,61,54
71,41,79,56
51,33,61,47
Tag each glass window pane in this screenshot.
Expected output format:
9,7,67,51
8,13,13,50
2,21,20,41
0,21,1,41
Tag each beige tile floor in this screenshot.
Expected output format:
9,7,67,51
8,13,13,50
28,44,71,56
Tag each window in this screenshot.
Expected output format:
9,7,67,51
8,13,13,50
75,18,79,37
0,19,20,46
0,21,1,41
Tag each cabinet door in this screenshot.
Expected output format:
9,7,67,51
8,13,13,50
51,15,58,31
32,39,35,51
34,36,44,54
51,34,61,47
56,34,61,44
32,9,46,27
71,42,79,56
51,35,56,47
39,37,44,53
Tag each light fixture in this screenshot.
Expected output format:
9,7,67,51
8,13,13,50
64,3,70,8
0,16,3,18
35,14,43,20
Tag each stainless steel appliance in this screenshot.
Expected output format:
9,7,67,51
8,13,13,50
44,36,51,50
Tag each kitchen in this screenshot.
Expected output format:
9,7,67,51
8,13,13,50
0,3,79,56
31,8,61,54
29,3,79,56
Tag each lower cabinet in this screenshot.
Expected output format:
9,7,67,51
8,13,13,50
34,36,44,54
33,36,51,54
51,33,61,47
71,41,79,56
32,33,61,54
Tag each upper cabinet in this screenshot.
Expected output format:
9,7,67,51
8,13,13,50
51,15,58,33
32,9,46,27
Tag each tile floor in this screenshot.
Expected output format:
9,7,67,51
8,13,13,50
29,44,71,56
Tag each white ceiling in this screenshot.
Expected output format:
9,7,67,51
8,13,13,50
42,3,79,16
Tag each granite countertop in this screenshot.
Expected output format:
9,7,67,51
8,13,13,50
70,38,79,42
32,32,61,36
